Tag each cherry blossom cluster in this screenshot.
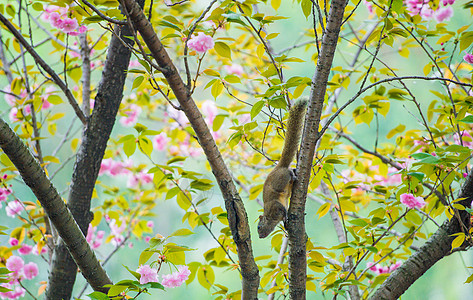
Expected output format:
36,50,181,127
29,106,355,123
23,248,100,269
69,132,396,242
1,255,39,299
42,5,86,35
136,264,190,288
465,53,473,64
400,193,426,209
107,216,127,246
187,32,215,53
120,103,142,127
367,261,402,275
404,0,455,22
3,85,54,122
86,224,106,249
99,158,153,188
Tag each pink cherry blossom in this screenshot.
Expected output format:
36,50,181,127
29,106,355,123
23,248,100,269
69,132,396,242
405,0,432,18
8,107,19,122
99,159,130,176
363,0,373,14
3,85,26,106
9,238,19,246
202,100,218,125
6,256,24,272
434,6,453,22
61,17,78,33
110,218,126,246
32,244,48,255
166,107,189,128
152,132,170,151
464,53,473,64
18,244,32,255
127,171,153,188
187,32,215,53
144,236,151,243
147,221,154,228
6,200,23,217
442,0,455,5
0,187,11,202
400,193,426,209
136,265,159,284
86,224,104,249
224,64,244,76
23,262,38,280
129,59,141,68
120,104,141,127
0,283,25,300
161,265,190,288
389,261,402,272
69,25,87,36
49,12,63,28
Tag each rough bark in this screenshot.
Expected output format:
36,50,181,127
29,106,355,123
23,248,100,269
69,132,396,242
0,118,112,293
287,0,347,299
121,0,260,297
369,169,473,299
45,1,144,298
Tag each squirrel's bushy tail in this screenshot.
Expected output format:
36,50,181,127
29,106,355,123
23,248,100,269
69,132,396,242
277,98,308,168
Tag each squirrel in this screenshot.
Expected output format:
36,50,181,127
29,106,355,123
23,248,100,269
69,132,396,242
257,98,308,239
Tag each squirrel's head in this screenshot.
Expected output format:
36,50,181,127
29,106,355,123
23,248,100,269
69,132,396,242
257,215,271,239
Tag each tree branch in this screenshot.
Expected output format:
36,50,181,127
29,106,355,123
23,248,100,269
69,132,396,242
45,1,145,297
121,0,260,297
287,0,348,298
369,169,473,299
0,117,112,293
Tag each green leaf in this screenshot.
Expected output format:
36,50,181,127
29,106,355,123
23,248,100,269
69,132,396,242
123,138,136,157
190,179,214,191
251,100,264,120
167,156,186,164
169,228,195,237
197,265,215,290
107,284,128,297
451,233,465,250
459,115,473,123
138,136,153,156
123,265,141,280
176,191,192,210
132,76,144,90
139,251,154,265
47,94,63,105
214,42,231,59
212,115,225,131
465,273,473,284
87,291,110,300
348,219,368,227
407,172,424,182
391,0,403,14
211,80,223,99
300,0,311,18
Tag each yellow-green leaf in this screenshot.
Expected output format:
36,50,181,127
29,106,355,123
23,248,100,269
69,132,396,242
214,41,231,59
317,203,331,219
271,0,281,10
451,233,465,250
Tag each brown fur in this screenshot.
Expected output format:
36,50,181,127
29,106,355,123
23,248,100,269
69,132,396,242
257,99,307,238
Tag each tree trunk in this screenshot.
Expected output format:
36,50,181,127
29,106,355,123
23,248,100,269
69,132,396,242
121,0,260,297
45,1,144,298
0,118,112,293
287,0,347,298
